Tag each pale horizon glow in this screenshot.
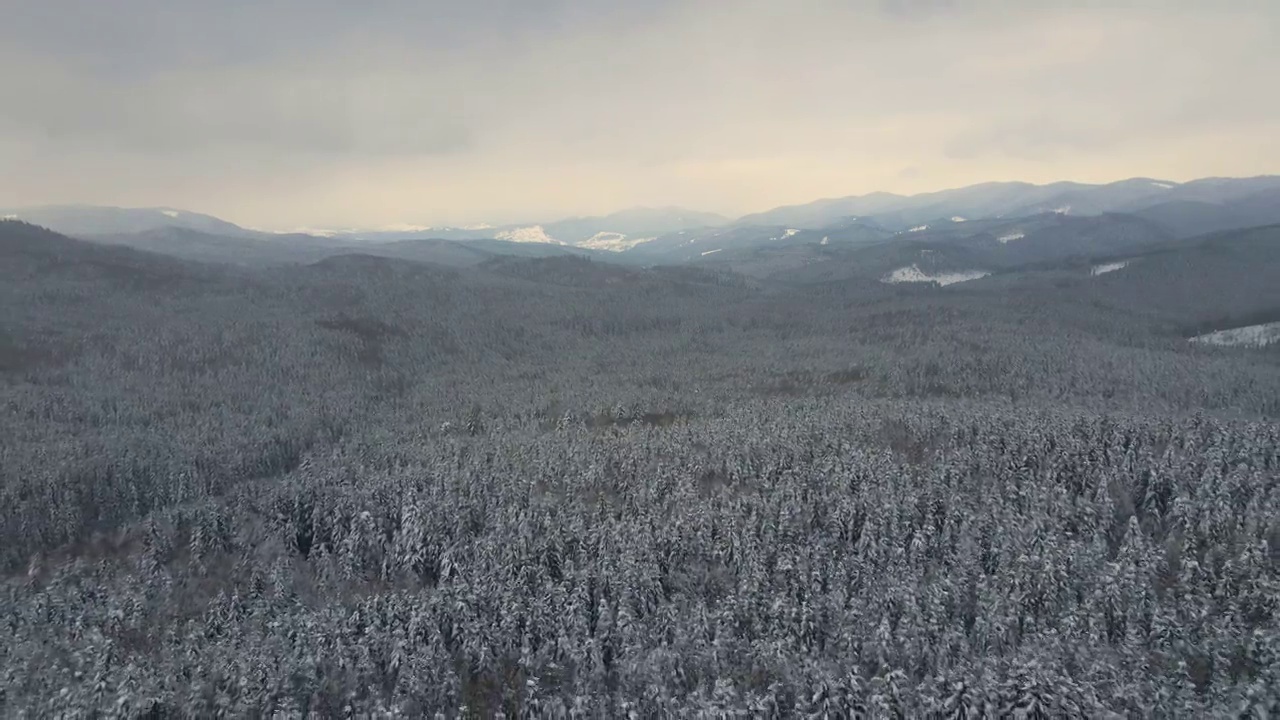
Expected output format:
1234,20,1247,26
3,0,1278,230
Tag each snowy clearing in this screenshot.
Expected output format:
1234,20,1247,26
583,233,660,252
577,232,652,252
1091,261,1130,276
1190,322,1280,348
882,265,990,286
997,232,1026,244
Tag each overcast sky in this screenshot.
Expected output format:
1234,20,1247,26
2,0,1277,229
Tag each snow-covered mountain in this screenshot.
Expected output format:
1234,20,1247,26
11,175,1278,259
539,206,729,244
735,176,1280,232
493,225,564,245
268,206,728,250
0,205,255,238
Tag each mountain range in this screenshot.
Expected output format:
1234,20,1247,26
4,175,1278,268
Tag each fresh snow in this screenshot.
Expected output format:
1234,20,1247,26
494,225,565,245
277,227,341,238
997,232,1026,244
577,232,653,252
700,248,724,256
882,265,989,286
907,225,929,233
1190,322,1280,348
276,223,441,237
1091,261,1130,276
377,223,436,233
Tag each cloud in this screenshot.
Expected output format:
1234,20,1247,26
1,60,476,156
879,0,959,18
2,0,1278,228
943,117,1126,161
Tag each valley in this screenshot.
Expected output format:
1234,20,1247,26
3,175,1280,716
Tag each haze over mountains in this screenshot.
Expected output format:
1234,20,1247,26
6,174,1279,275
8,172,1280,338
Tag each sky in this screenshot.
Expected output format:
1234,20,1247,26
2,0,1278,230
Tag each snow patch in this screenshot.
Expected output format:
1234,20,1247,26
281,223,449,236
494,225,565,245
784,228,800,238
907,225,930,233
377,223,436,233
2,214,17,220
882,265,989,286
577,232,652,252
820,236,830,245
581,231,624,244
1151,182,1175,189
277,227,341,238
1091,261,1130,276
997,232,1026,244
951,216,967,222
160,209,180,218
700,248,724,256
1190,322,1280,348
1053,206,1072,215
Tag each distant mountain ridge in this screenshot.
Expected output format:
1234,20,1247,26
1,205,255,238
7,175,1276,262
736,175,1280,231
1,203,729,251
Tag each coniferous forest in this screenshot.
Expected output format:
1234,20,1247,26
2,217,1280,717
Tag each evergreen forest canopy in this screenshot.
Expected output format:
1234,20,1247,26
2,197,1280,716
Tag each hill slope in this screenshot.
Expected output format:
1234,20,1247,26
736,175,1280,231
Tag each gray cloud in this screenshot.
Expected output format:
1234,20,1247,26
879,0,960,19
944,116,1131,161
2,62,475,156
2,0,1278,229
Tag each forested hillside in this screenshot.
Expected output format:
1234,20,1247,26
2,218,1279,716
